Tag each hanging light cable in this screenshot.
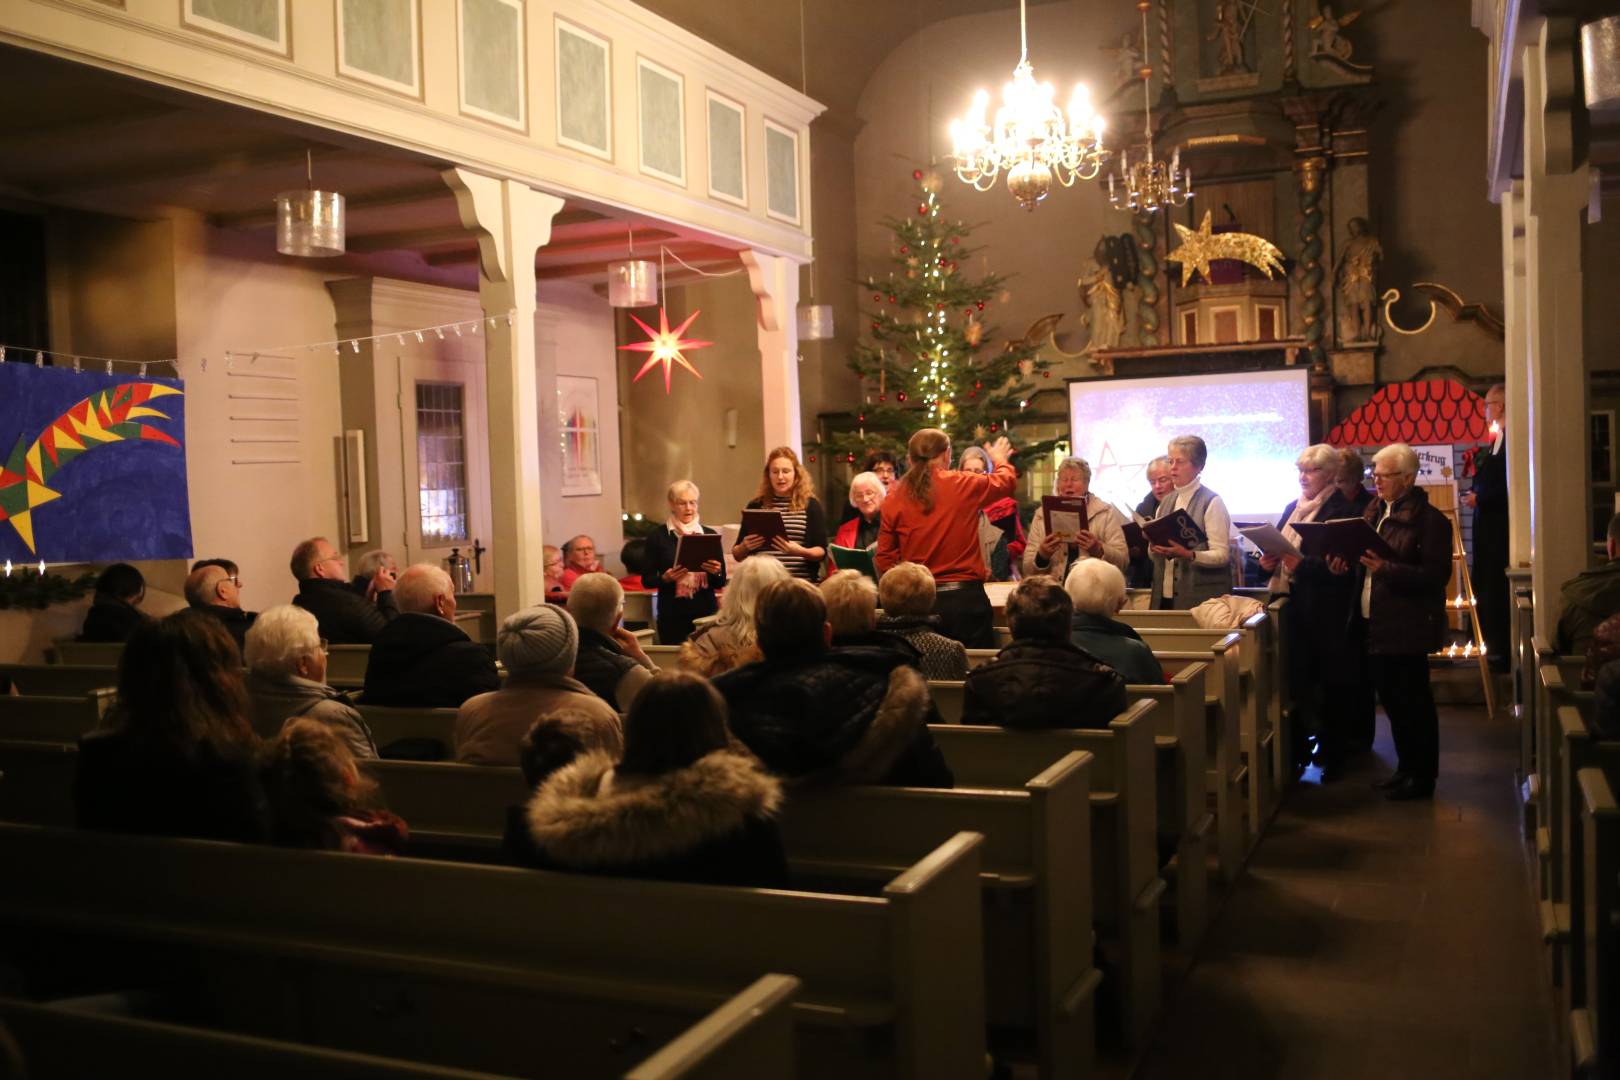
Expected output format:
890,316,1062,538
1108,1,1192,214
795,0,835,340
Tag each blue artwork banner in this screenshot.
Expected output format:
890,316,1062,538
0,363,192,564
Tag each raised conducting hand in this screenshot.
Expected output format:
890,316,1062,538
986,436,1014,467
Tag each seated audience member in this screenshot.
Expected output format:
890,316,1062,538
960,445,1027,573
821,569,918,662
1023,455,1129,582
1585,611,1620,688
962,576,1127,728
1149,435,1233,609
681,556,792,677
1065,559,1164,686
832,471,886,555
543,545,568,598
876,562,969,680
560,535,604,589
243,605,375,757
455,606,621,766
362,565,499,708
1595,659,1620,740
568,572,659,710
521,671,789,888
75,610,269,841
291,536,398,644
1128,456,1174,588
502,708,621,866
713,579,953,788
641,480,727,644
351,549,397,599
1557,513,1620,655
618,539,651,593
79,563,149,643
184,562,257,651
262,718,406,855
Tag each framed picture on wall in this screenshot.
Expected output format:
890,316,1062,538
557,375,602,497
182,0,290,55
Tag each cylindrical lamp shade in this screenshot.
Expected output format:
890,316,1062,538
607,259,659,307
797,303,835,340
274,190,346,257
1584,16,1620,110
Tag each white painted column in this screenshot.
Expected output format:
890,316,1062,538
1522,21,1593,640
1500,182,1532,568
740,250,804,453
443,167,566,620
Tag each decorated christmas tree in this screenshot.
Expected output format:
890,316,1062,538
816,169,1053,465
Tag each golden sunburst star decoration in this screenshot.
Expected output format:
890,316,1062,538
618,307,714,393
1167,210,1287,286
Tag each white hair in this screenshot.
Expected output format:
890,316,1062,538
1056,457,1092,484
821,569,878,636
244,605,323,677
666,480,700,504
354,550,394,579
716,557,792,647
1296,443,1341,473
394,564,453,614
566,572,625,633
1064,559,1127,617
1371,442,1419,479
848,471,886,506
1168,435,1208,470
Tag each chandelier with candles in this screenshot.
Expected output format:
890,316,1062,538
1109,1,1193,214
947,0,1107,211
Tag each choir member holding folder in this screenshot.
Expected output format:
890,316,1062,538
642,480,728,645
832,472,885,555
1022,456,1127,583
733,447,828,582
1327,442,1451,801
1149,435,1233,609
1247,444,1361,778
877,429,1016,648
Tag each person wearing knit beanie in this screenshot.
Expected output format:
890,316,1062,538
498,605,580,678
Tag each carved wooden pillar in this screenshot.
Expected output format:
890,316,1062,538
1132,208,1161,347
1295,155,1329,371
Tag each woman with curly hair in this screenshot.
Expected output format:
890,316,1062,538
262,718,407,854
732,446,828,581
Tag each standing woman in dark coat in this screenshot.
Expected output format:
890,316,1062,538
75,609,269,841
1257,444,1358,778
1464,384,1509,668
1333,446,1377,750
733,447,828,582
1329,443,1452,800
641,480,727,644
522,670,789,888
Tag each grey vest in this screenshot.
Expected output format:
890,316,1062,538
1150,483,1232,609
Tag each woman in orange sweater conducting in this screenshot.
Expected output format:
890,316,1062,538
876,429,1016,648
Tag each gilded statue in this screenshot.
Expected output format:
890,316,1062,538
1335,216,1383,343
1079,259,1125,353
1309,3,1363,65
1207,0,1249,75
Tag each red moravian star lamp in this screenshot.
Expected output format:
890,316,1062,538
618,308,713,393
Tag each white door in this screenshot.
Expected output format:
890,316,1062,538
397,347,494,592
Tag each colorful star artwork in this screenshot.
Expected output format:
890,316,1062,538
618,308,714,393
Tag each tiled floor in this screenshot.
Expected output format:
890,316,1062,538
1131,698,1558,1080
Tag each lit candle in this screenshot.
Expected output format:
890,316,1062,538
3,560,10,577
37,560,46,575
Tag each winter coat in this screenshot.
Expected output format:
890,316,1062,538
362,613,500,709
640,525,727,645
1068,612,1164,685
1557,560,1620,656
961,638,1128,729
519,749,789,888
78,597,148,644
1022,493,1129,583
196,604,258,653
875,614,969,680
294,577,398,645
454,674,623,767
679,622,761,679
244,670,377,758
1360,485,1453,656
74,729,270,843
829,630,923,668
573,627,654,711
713,647,954,788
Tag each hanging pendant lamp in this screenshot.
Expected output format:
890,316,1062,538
275,151,346,258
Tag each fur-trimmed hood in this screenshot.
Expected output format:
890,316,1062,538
525,749,782,867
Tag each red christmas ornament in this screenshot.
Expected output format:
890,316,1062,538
912,168,924,180
847,453,856,463
872,293,881,302
888,295,896,304
937,257,947,266
917,203,928,216
976,301,985,311
989,423,999,433
808,455,816,462
900,245,909,254
1043,370,1052,378
936,303,946,311
857,413,865,422
950,236,960,245
878,394,886,402
964,309,973,317
974,380,982,389
870,321,880,331
896,391,908,403
968,390,977,399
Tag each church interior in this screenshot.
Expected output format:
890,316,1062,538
1,0,1619,1076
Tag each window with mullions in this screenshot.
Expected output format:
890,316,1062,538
416,382,469,544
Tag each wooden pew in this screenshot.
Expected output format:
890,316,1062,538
1539,661,1592,988
0,739,77,826
1533,636,1585,899
0,974,802,1080
0,663,119,697
45,639,125,666
643,644,687,669
1574,765,1620,1079
363,755,1101,1078
326,644,372,687
1559,703,1620,1049
1515,592,1537,841
926,702,1163,1043
0,689,115,743
359,705,460,757
965,649,997,670
1153,634,1247,877
455,592,500,645
0,822,988,1080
